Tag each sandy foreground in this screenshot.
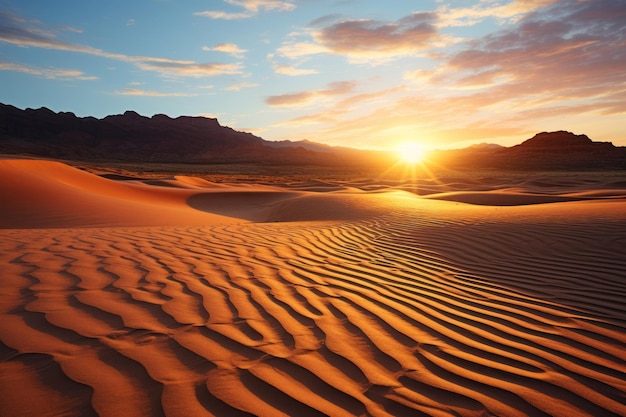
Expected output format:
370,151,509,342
1,159,625,417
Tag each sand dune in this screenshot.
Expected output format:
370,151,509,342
1,159,625,416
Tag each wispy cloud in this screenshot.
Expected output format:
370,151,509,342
230,0,295,13
203,43,248,58
60,25,83,33
272,87,404,128
266,81,356,107
436,0,558,27
116,88,194,97
0,61,97,80
276,41,329,59
194,0,295,20
136,61,242,78
266,53,317,76
225,81,259,91
0,11,241,78
272,86,403,130
273,112,339,127
194,11,251,20
273,65,318,76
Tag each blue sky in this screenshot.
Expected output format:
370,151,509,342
1,0,625,150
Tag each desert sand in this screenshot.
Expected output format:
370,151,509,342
1,158,625,417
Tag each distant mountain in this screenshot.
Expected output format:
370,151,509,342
433,131,625,170
266,139,335,152
498,131,625,169
0,103,374,165
515,131,596,149
1,103,624,170
465,143,505,151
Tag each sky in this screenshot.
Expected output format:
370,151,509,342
1,0,625,150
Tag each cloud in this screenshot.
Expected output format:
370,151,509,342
334,86,406,109
225,81,259,91
273,65,318,76
309,14,344,27
194,0,295,20
317,13,438,55
272,94,521,149
116,88,194,97
276,41,329,59
271,0,626,149
277,12,440,62
266,91,316,107
0,11,94,52
229,0,295,13
194,11,251,20
266,53,317,75
0,61,97,80
436,0,558,27
0,11,241,78
203,43,248,58
273,112,339,127
266,81,356,107
273,86,404,128
60,25,83,33
436,0,626,107
135,61,243,78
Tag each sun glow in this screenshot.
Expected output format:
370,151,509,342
396,142,426,164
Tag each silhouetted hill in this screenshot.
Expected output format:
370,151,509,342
516,131,595,149
432,131,625,170
0,103,376,165
497,131,625,169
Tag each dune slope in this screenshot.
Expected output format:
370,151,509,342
0,159,625,417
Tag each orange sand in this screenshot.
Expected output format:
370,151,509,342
0,159,625,416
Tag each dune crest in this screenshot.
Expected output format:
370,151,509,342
0,159,243,228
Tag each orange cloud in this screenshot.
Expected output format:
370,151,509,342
0,62,97,80
437,0,558,27
203,43,248,58
266,91,315,107
194,0,295,20
228,0,295,13
273,64,317,76
272,87,404,128
136,61,242,78
193,11,251,20
266,81,356,107
116,88,194,97
273,112,339,127
225,82,259,91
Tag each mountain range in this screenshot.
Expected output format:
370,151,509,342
1,103,624,170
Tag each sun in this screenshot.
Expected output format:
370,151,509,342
396,142,426,164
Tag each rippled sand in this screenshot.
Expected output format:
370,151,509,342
1,159,625,417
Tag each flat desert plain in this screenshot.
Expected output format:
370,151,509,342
1,158,625,417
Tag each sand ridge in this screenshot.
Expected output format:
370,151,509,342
0,159,625,416
0,159,426,227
